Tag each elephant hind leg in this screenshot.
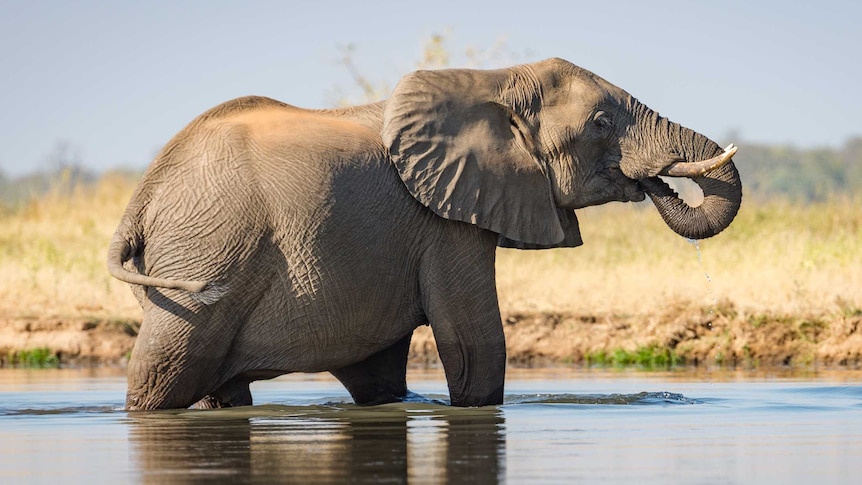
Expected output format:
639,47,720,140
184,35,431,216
194,377,253,409
194,395,228,409
331,333,413,405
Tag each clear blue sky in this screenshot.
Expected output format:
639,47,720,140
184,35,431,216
1,0,859,177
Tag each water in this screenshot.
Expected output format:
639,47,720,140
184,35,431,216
2,367,862,483
688,237,718,336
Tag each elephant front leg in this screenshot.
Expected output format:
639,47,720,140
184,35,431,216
430,311,506,407
422,229,506,407
331,333,413,405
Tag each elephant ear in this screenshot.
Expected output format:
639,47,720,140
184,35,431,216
382,67,581,247
497,208,582,249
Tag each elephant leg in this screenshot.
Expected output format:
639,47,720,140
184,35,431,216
126,289,241,410
428,307,505,407
194,395,226,409
331,332,413,405
423,228,506,407
193,377,253,409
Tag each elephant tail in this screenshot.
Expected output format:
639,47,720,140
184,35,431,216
107,232,220,303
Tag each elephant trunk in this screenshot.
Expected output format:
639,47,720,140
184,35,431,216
627,113,742,240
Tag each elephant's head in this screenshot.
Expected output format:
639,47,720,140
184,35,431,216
381,58,742,247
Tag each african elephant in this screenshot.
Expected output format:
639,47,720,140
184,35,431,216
108,58,741,410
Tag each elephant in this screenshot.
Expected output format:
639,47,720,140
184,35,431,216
108,58,741,410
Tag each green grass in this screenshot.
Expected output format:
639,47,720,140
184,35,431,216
4,348,60,368
586,345,685,369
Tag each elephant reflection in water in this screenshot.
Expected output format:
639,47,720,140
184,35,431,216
128,407,505,482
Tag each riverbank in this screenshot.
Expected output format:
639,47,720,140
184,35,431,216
3,301,860,368
2,175,861,368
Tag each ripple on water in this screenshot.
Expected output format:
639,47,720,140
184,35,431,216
1,405,122,416
0,390,701,419
505,391,700,406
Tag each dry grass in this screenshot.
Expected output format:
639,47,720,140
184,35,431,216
1,174,860,324
0,173,140,320
497,197,862,319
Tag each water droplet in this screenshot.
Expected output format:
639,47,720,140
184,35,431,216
687,238,717,330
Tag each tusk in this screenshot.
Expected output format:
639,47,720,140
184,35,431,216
659,144,738,177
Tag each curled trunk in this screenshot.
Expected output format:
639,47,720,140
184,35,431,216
640,125,743,240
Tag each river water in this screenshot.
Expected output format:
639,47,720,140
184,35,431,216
1,367,861,483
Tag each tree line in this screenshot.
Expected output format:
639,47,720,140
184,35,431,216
733,136,862,202
2,136,859,208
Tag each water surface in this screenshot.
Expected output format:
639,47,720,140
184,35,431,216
2,367,861,483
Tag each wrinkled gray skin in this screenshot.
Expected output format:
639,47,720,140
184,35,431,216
108,58,741,410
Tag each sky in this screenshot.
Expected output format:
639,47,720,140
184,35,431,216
1,0,860,177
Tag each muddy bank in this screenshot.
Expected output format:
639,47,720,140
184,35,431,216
0,318,140,367
412,303,862,368
2,303,861,368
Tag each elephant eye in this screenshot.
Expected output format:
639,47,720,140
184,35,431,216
592,111,613,133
